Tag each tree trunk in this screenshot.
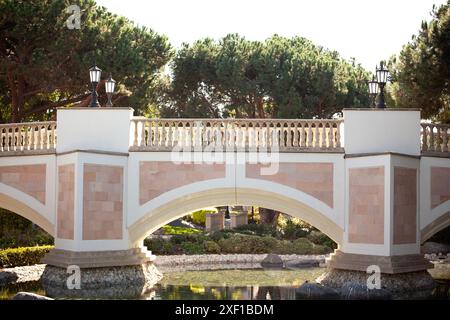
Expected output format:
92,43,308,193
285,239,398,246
259,207,280,225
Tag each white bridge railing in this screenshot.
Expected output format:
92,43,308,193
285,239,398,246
421,123,450,155
0,121,57,154
0,119,448,156
130,118,344,152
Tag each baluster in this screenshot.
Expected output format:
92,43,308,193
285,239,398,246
29,126,35,150
306,123,312,147
254,122,259,150
335,121,341,148
313,122,319,149
421,124,428,152
285,122,291,149
429,125,435,152
443,127,449,153
138,121,144,147
132,121,139,147
153,121,159,148
42,124,47,150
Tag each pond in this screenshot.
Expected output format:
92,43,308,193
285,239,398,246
1,268,449,300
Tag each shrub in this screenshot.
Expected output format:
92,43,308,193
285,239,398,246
170,233,207,245
307,231,337,249
311,244,333,254
179,242,205,254
204,241,221,254
144,238,175,255
281,220,309,240
218,234,278,254
234,224,279,237
0,245,53,268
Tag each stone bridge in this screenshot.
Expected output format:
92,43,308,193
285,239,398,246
0,107,449,297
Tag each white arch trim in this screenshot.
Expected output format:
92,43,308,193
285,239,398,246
421,210,450,243
128,187,343,247
0,192,54,236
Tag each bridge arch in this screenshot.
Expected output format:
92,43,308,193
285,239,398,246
0,184,54,236
128,187,343,247
421,210,450,244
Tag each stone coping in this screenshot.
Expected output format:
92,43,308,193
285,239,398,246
343,108,421,111
345,152,421,159
56,107,133,110
327,250,434,274
57,149,129,157
0,150,56,157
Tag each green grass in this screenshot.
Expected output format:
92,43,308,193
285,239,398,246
162,225,202,235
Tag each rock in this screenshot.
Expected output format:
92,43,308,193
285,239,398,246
0,271,18,286
261,254,284,268
421,242,450,255
41,262,162,299
12,292,53,300
295,281,340,300
286,259,320,269
340,282,392,300
318,268,436,299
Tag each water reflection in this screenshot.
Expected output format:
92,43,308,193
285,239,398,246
150,284,297,300
1,268,449,300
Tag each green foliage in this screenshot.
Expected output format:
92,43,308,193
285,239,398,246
179,242,205,255
0,209,54,249
162,225,201,235
307,231,338,249
0,0,173,123
144,232,333,255
0,245,53,268
163,34,370,119
217,235,278,254
388,1,450,122
144,238,174,255
204,240,221,253
233,224,279,237
281,220,309,240
186,209,217,227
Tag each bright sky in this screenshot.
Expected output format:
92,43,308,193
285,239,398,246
96,0,446,70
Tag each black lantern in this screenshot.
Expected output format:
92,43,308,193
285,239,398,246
89,64,102,107
105,74,116,107
368,75,379,108
375,62,389,108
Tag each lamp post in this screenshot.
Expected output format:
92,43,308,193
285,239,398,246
375,61,389,108
89,64,102,107
105,74,116,107
368,75,379,108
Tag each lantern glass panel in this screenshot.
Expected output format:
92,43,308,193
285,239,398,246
89,66,102,83
105,78,116,93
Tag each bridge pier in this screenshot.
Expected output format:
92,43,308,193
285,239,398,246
40,108,161,298
319,109,435,296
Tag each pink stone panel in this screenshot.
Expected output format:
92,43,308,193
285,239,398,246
246,163,333,207
83,164,123,240
0,164,46,204
57,164,74,240
431,167,450,209
348,166,384,244
139,162,226,205
393,167,417,244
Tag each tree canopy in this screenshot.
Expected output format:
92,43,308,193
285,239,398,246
388,1,450,123
0,0,173,123
161,34,370,119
